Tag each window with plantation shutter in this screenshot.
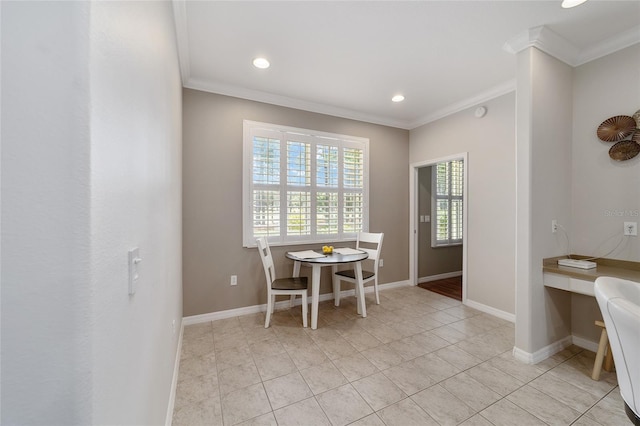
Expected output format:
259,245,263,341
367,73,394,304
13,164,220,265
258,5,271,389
243,120,369,247
432,160,463,247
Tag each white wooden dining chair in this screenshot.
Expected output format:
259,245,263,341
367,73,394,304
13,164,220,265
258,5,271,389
257,237,308,328
333,232,384,306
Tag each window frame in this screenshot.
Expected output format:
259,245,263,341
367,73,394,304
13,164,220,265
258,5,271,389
243,120,369,247
431,159,464,248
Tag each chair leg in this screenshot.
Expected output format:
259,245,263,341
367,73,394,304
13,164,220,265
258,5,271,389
592,326,609,380
289,294,296,308
301,292,308,328
354,262,367,317
265,294,273,328
374,276,380,305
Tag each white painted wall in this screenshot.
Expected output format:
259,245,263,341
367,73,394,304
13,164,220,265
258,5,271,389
1,1,182,424
514,48,573,357
410,93,516,316
1,2,93,423
89,2,182,424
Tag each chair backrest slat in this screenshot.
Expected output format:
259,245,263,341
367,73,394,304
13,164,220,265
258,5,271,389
256,237,276,284
356,232,384,268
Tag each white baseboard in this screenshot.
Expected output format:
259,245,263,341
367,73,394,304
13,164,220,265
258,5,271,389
418,271,463,284
183,304,265,325
182,280,410,326
511,334,600,366
165,319,184,426
512,336,573,364
464,299,515,323
337,279,410,298
377,280,411,291
571,334,599,353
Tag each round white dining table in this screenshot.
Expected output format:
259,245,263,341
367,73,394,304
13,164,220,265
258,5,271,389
285,250,369,329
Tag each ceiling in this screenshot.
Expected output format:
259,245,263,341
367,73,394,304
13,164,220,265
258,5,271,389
173,1,640,129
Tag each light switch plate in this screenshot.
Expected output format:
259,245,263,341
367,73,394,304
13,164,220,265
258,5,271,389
128,248,141,295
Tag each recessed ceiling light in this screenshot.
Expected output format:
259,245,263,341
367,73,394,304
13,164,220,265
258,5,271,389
253,57,270,69
561,0,588,8
392,95,405,103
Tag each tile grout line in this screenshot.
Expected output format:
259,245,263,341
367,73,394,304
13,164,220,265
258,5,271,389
176,288,619,426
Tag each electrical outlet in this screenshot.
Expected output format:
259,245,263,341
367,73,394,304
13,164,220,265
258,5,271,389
172,319,176,334
551,220,558,233
624,222,638,236
230,275,238,286
379,259,384,267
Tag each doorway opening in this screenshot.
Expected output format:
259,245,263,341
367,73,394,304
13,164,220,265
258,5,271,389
409,153,468,303
417,276,462,301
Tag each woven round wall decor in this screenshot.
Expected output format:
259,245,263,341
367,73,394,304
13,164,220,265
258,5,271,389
597,111,640,161
597,115,636,142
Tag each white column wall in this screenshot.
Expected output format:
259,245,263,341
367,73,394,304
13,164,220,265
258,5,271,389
514,47,573,359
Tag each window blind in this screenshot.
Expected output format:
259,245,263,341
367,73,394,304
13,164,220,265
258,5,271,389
432,159,463,247
243,121,369,247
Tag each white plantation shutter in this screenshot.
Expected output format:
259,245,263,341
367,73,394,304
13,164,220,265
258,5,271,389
243,121,369,247
343,145,364,233
286,138,312,237
316,144,339,235
432,160,463,247
252,134,281,238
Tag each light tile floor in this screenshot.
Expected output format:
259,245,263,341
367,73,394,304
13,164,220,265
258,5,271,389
173,286,625,426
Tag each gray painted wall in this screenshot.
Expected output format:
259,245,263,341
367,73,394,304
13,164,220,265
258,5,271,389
571,43,640,263
182,89,409,317
410,93,516,316
569,43,640,345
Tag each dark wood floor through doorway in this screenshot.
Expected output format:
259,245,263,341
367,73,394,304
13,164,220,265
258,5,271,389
417,276,462,301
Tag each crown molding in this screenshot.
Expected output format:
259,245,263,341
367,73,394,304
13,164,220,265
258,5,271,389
172,0,190,86
503,25,581,66
503,24,640,67
184,77,414,129
407,80,516,129
576,25,640,66
185,77,516,131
